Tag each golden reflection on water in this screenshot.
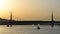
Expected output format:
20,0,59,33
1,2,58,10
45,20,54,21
0,25,59,34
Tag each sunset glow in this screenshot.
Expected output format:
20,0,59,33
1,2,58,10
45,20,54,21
0,0,7,12
0,0,60,21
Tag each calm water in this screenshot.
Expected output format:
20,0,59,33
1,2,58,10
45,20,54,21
0,25,60,34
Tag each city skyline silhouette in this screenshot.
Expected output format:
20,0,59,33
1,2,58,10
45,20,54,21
0,0,60,21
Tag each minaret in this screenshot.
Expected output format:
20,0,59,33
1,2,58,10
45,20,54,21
51,11,54,27
10,12,12,27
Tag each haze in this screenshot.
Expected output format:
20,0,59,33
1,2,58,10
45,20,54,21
0,0,60,21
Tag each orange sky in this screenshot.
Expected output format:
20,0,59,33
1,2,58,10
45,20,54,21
0,0,60,21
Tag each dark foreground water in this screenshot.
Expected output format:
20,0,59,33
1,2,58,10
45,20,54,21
0,25,60,34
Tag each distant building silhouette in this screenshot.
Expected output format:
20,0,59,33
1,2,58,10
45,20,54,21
51,11,54,27
10,12,12,27
7,12,12,27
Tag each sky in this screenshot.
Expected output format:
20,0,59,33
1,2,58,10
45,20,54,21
0,0,60,21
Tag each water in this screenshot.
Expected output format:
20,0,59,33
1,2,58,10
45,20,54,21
0,25,60,34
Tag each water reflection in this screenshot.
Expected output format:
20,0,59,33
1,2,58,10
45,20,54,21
0,25,60,34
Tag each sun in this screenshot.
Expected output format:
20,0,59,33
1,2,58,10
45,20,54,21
0,0,8,12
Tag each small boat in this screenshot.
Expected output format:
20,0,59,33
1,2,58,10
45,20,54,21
32,24,34,26
7,25,9,27
37,26,40,30
37,24,40,30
